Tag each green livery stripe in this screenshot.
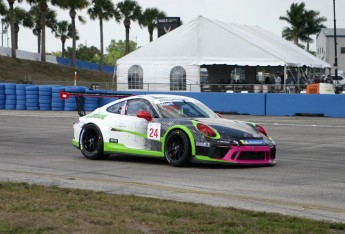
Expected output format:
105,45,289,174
72,139,79,148
104,142,164,157
195,155,237,164
111,128,147,139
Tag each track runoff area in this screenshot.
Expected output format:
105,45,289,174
0,111,344,223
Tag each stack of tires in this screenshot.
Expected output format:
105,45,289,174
99,90,118,107
26,85,39,110
39,85,52,111
51,86,65,111
5,83,16,110
84,89,100,112
16,84,30,110
0,84,5,109
64,86,86,111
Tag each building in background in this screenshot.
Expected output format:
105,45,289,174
316,28,345,75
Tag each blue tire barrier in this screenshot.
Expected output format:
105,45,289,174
52,103,64,108
16,100,26,105
16,89,26,95
26,98,39,103
16,105,26,110
5,94,16,100
5,83,16,95
16,95,26,100
0,89,4,95
39,91,52,96
5,105,16,110
26,86,39,91
5,99,16,105
0,105,4,109
26,106,40,110
26,94,39,99
39,85,53,91
0,83,5,90
52,93,62,98
40,107,51,111
63,86,86,111
39,99,52,105
52,97,64,102
26,90,39,95
0,94,5,104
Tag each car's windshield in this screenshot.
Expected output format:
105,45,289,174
154,98,219,118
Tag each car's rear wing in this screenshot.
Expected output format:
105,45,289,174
60,91,134,117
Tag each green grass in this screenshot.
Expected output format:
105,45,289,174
0,182,344,234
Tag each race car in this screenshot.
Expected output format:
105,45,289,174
71,94,276,167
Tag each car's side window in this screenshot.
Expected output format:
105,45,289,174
126,99,156,117
106,101,126,114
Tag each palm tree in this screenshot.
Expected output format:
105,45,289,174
6,0,23,58
29,4,56,54
26,0,56,62
279,2,306,45
117,0,141,54
140,8,166,42
303,9,326,51
52,0,89,67
53,20,72,57
87,0,117,71
3,7,33,49
0,0,7,15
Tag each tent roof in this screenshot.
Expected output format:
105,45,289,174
117,16,330,68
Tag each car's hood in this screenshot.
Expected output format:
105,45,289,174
194,118,263,139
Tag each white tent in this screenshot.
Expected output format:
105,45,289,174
116,16,330,91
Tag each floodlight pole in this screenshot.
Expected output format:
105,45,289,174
333,0,338,77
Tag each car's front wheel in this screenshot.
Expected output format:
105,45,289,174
80,124,108,160
164,130,191,167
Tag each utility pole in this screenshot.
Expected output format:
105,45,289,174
333,0,338,78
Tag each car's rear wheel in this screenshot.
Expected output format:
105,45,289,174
80,124,108,160
164,130,191,167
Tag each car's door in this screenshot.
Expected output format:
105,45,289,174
117,98,160,150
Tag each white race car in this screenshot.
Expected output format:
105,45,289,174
71,94,276,167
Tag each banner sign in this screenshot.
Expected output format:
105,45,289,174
157,17,181,37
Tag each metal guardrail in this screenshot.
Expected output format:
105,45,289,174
3,80,306,94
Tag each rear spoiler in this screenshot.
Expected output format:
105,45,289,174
60,91,134,117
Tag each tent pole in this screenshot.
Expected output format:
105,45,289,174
112,66,116,90
297,67,300,90
284,65,287,91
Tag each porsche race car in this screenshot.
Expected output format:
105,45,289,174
71,94,276,167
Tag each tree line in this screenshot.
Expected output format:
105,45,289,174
0,0,166,71
0,1,327,71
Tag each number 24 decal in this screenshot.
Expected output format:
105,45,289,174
147,123,161,140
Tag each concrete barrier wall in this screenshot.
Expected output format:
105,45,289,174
266,94,345,117
1,83,345,117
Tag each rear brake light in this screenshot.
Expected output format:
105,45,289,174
256,124,268,137
197,123,217,137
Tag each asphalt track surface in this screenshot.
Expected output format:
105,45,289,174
0,110,344,223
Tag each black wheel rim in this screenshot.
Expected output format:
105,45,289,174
83,129,99,153
167,135,184,161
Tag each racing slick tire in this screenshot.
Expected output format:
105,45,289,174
164,130,191,167
80,124,109,160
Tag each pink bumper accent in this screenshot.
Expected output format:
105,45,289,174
221,145,274,164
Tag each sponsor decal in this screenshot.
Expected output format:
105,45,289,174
85,113,107,120
196,141,211,147
240,139,266,145
109,138,118,143
147,123,161,140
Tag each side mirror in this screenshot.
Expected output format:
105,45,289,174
137,111,152,121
